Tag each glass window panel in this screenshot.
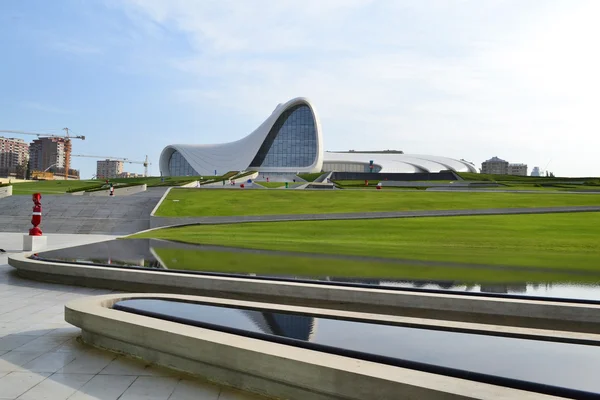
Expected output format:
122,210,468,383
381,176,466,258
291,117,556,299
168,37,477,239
168,151,200,176
249,105,317,168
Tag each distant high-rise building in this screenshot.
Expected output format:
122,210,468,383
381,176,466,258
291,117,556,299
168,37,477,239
481,157,509,174
97,159,124,180
531,166,541,177
28,137,67,172
0,137,29,177
508,163,528,176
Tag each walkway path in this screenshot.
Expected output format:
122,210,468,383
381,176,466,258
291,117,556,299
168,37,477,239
150,205,600,228
0,233,264,400
0,188,167,235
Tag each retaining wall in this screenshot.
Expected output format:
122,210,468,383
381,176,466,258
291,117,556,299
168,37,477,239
0,185,12,198
10,253,600,334
84,184,147,196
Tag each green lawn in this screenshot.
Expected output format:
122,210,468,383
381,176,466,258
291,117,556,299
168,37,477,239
11,180,99,195
133,212,600,271
9,176,217,195
154,189,600,217
151,248,598,284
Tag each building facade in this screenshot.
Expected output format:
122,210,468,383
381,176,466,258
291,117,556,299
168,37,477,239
481,157,509,174
159,97,478,177
0,137,29,177
508,163,528,176
29,137,67,172
96,160,124,180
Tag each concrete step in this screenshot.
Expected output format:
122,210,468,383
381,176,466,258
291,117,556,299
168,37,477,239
0,188,168,234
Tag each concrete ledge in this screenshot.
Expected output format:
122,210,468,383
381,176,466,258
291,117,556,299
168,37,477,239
84,184,147,196
0,185,12,198
179,181,200,188
66,293,561,400
10,253,600,334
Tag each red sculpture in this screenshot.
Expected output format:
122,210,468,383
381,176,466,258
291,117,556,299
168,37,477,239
29,193,42,236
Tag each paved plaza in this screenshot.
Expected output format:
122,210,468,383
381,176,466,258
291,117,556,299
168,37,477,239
0,233,264,400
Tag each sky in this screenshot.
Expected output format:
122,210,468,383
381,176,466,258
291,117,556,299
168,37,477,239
1,0,599,178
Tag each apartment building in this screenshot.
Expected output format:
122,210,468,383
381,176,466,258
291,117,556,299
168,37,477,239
0,137,29,177
97,159,124,180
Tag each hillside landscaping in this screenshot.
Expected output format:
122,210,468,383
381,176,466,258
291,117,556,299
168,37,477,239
134,212,600,276
154,188,600,217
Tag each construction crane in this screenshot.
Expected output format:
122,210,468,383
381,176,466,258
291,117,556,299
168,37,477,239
0,128,85,180
72,154,151,177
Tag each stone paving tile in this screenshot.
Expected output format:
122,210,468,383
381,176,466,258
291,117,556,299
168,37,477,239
57,349,116,375
16,373,94,400
0,336,38,352
118,376,180,400
21,351,78,374
0,371,50,399
0,351,46,372
67,374,137,400
14,335,72,352
98,356,153,376
167,379,220,400
218,389,268,400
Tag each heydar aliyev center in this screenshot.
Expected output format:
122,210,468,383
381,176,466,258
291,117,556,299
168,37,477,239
159,97,477,176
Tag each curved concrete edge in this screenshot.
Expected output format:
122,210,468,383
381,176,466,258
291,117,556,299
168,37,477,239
9,253,600,334
65,293,561,400
150,187,172,217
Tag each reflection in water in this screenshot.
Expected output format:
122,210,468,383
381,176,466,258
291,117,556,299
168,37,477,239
243,310,316,341
31,238,600,301
114,299,600,395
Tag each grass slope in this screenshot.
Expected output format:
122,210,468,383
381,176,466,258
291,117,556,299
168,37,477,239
152,248,596,283
11,180,99,195
134,212,600,270
154,189,600,217
10,176,219,195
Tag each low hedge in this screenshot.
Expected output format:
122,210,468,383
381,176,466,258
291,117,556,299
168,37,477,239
0,183,11,188
85,182,145,193
66,184,104,193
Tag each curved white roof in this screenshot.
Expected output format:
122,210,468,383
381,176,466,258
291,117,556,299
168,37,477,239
323,152,477,173
159,97,478,176
159,97,324,176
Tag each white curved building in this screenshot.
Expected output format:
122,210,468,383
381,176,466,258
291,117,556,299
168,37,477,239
159,97,477,176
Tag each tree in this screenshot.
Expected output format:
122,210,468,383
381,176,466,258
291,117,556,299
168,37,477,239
15,160,28,180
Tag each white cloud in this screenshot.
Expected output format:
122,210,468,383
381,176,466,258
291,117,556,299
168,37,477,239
117,0,600,176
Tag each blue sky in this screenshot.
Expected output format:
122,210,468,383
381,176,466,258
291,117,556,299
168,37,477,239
1,0,599,178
